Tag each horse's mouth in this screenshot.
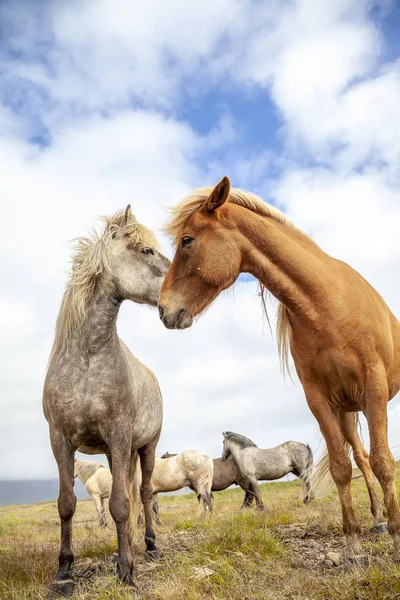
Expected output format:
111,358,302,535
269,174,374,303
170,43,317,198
159,306,193,330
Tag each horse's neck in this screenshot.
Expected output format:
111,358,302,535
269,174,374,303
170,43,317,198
67,284,121,356
229,443,243,462
235,208,334,327
77,463,97,483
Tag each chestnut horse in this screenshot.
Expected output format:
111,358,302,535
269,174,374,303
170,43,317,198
158,176,400,562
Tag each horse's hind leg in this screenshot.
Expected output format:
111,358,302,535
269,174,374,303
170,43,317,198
92,493,107,528
238,478,254,509
338,411,386,532
306,386,362,560
364,378,400,562
152,493,161,526
47,432,76,599
138,433,161,561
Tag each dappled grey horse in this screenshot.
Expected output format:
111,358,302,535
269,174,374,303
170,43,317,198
43,206,170,597
222,432,314,510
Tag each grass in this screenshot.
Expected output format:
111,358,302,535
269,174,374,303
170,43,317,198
1,475,400,599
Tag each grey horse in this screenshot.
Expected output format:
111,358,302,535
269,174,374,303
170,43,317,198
43,206,170,597
222,431,314,510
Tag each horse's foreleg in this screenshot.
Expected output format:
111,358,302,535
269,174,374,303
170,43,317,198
47,432,76,599
247,478,265,511
138,433,161,561
238,478,254,509
92,493,107,528
241,490,254,509
108,448,135,588
338,411,386,532
364,378,400,562
305,385,362,560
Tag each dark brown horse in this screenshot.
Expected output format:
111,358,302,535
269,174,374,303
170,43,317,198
158,177,398,562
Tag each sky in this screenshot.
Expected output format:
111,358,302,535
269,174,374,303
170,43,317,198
1,0,400,480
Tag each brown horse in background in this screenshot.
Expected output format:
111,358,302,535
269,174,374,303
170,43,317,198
158,176,400,562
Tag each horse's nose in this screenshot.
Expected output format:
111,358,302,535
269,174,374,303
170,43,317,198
158,305,165,320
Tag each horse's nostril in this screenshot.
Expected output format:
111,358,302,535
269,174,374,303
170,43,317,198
158,306,165,319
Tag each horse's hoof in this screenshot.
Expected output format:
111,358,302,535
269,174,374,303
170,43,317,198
145,548,161,561
370,523,388,535
47,579,75,598
118,573,138,591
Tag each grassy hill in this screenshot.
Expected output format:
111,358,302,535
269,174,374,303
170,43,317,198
1,474,400,600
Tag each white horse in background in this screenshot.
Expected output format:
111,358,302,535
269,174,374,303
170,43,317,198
74,460,112,528
152,450,214,514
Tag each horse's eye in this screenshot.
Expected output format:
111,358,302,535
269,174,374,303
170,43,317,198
142,247,154,255
182,236,193,249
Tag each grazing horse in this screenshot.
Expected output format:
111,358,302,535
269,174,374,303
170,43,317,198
43,206,170,597
161,452,254,508
222,432,314,509
158,176,399,561
74,460,112,528
151,450,213,513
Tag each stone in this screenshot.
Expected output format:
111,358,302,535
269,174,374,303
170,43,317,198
325,551,341,566
323,559,334,568
192,567,213,579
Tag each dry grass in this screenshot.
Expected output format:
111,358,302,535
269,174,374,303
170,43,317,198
1,475,400,600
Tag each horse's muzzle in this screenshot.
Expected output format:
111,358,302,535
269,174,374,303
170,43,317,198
158,305,193,330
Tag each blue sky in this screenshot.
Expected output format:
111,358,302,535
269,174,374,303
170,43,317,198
1,0,400,478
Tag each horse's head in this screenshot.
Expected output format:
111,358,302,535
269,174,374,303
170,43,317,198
222,433,232,460
107,205,171,307
158,177,242,329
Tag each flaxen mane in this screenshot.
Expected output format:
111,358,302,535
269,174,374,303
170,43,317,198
164,187,316,375
50,208,158,362
223,431,258,449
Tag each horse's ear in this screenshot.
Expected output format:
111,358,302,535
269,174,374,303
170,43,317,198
222,431,227,439
204,176,230,213
121,204,133,228
112,205,136,239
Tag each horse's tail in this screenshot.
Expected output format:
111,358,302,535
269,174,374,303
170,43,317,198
128,452,142,544
312,414,359,497
300,444,314,503
194,455,214,512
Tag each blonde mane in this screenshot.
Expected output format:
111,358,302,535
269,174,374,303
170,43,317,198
164,186,315,376
163,186,313,246
50,208,158,362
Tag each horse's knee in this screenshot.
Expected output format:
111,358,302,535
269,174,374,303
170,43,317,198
109,492,130,524
329,453,352,486
58,490,76,520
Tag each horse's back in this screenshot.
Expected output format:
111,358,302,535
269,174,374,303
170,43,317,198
239,445,294,480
